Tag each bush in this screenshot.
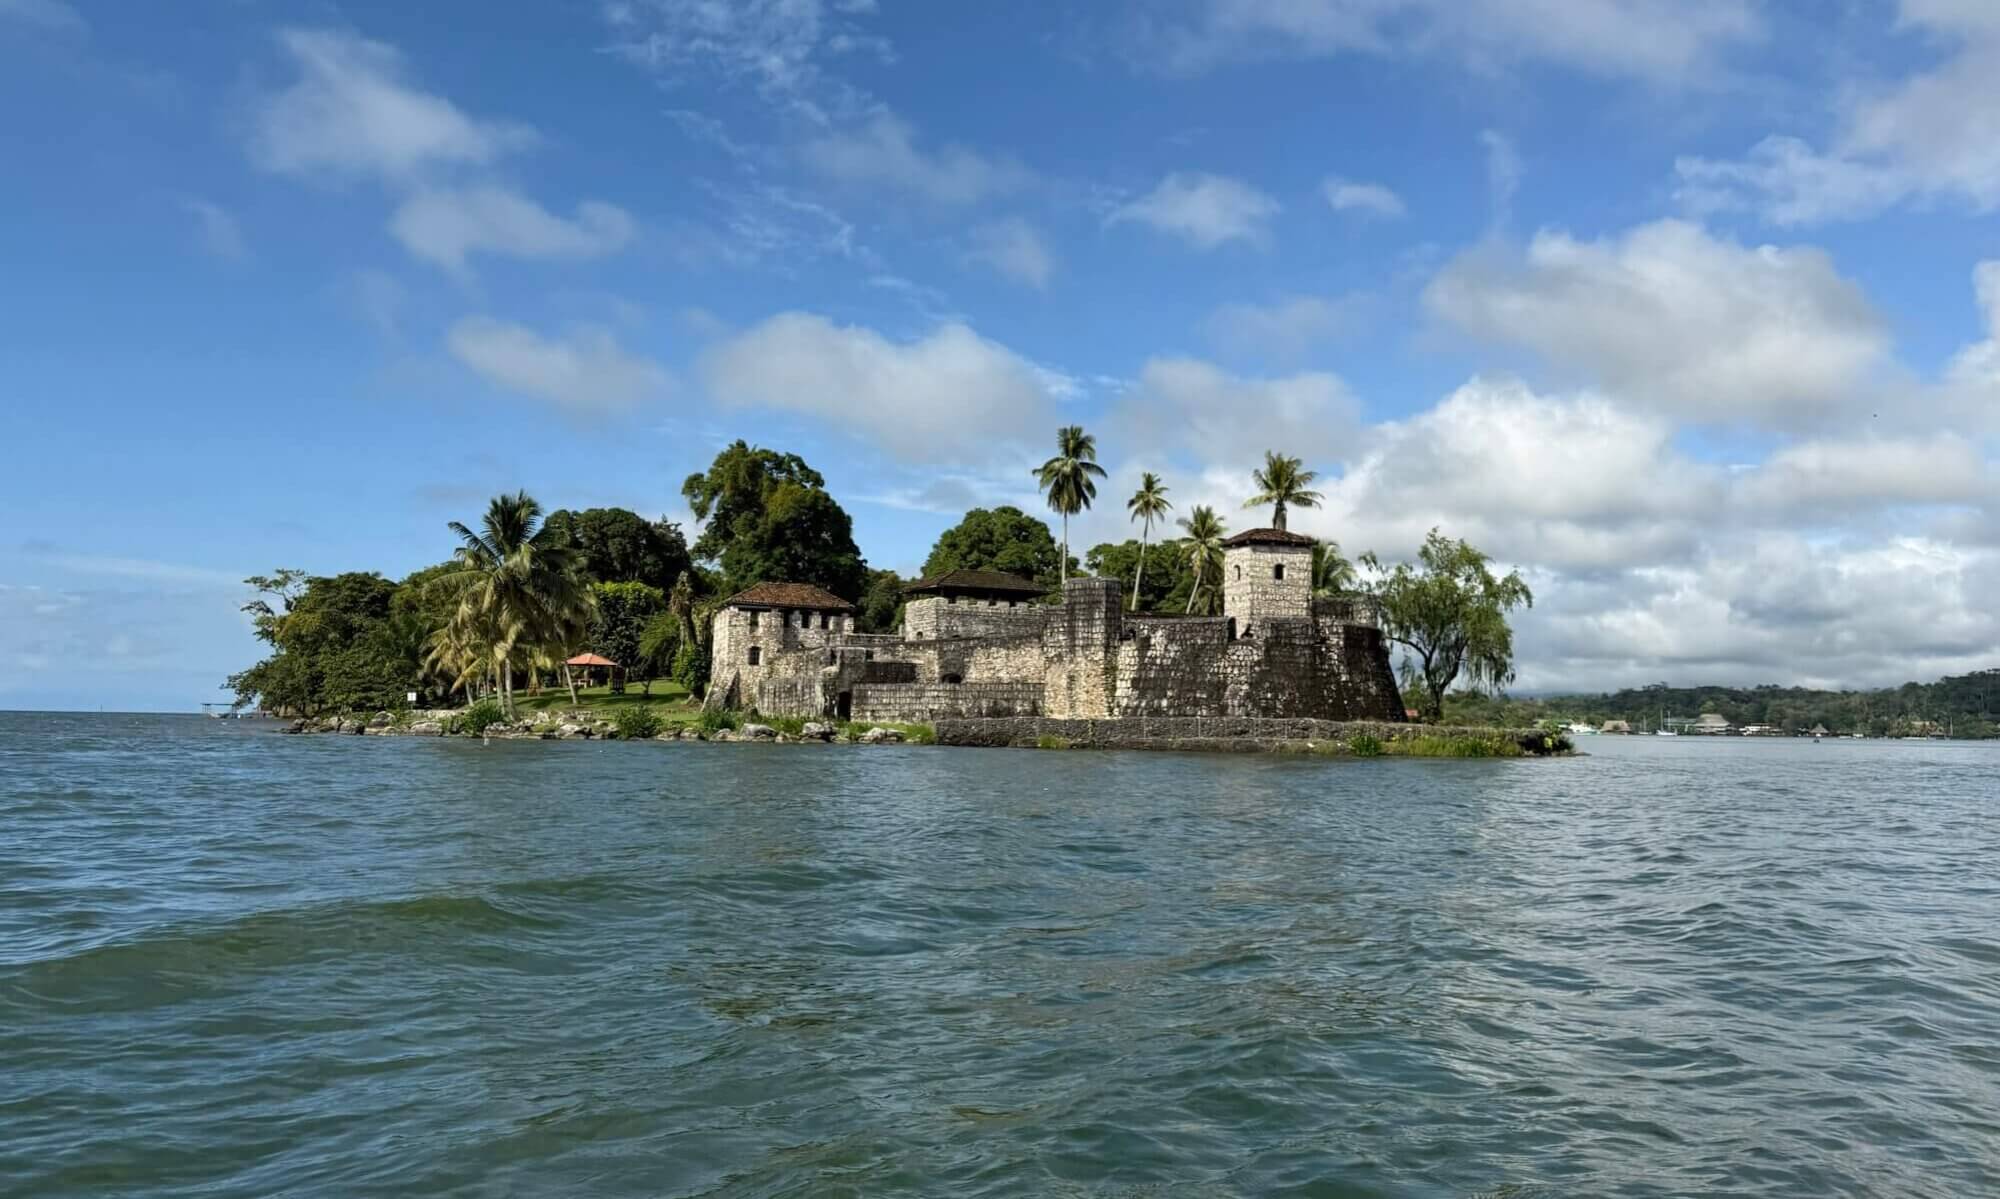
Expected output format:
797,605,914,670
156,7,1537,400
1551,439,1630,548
1348,733,1385,757
1035,734,1072,750
613,706,663,740
696,707,738,735
462,698,505,736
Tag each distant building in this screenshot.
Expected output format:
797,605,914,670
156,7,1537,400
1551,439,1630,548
1601,719,1632,734
1809,724,1831,738
1692,713,1733,734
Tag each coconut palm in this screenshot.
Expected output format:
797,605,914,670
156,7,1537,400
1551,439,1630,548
1033,425,1106,582
438,491,591,716
1312,540,1357,596
1126,472,1173,610
1177,505,1227,615
1245,451,1323,531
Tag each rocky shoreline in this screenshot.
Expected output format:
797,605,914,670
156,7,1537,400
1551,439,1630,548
281,711,914,744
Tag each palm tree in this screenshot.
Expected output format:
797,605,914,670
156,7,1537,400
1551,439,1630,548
1126,472,1172,610
1312,540,1356,596
1245,451,1323,531
1177,505,1227,615
438,491,590,717
1033,425,1106,582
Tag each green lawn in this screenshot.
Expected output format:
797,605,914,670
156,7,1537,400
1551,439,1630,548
507,681,698,717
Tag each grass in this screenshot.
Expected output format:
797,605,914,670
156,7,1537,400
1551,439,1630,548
508,682,694,716
1034,734,1073,750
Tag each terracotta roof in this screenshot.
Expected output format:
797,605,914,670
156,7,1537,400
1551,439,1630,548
721,581,857,612
903,568,1048,597
1223,527,1316,547
565,653,619,667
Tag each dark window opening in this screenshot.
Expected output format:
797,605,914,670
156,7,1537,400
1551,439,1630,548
748,610,760,629
947,595,958,605
1234,565,1242,580
1274,564,1285,581
942,672,963,685
820,613,830,630
748,646,762,665
865,651,875,661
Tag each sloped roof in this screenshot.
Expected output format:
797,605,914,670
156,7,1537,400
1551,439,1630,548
722,581,857,612
565,653,618,667
903,568,1048,598
1223,527,1316,548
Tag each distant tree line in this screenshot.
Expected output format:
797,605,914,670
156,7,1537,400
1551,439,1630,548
1445,675,2000,739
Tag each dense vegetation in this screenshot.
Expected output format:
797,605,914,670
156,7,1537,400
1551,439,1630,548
1445,674,2000,739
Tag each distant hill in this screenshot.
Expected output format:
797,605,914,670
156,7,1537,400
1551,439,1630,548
1444,669,2000,738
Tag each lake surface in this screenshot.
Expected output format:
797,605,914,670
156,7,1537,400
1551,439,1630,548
2,713,1997,1197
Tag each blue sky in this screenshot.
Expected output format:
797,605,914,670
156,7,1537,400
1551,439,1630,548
4,0,1998,710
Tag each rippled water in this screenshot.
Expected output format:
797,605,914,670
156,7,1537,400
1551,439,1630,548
3,713,1998,1196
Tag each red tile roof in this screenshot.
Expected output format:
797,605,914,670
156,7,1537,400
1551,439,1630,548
721,581,857,611
1223,527,1316,547
903,568,1048,597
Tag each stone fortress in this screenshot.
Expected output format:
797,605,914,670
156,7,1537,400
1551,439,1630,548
706,527,1406,725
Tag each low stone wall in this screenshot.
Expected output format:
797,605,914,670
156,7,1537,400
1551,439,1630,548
852,681,1043,722
934,716,1563,755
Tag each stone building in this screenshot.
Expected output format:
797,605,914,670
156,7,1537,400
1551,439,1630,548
704,531,1404,723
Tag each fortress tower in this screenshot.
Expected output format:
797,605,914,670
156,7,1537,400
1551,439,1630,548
1222,527,1315,628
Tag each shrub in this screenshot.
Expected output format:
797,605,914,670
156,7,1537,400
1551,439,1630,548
1348,733,1385,757
696,707,738,735
1035,734,1073,750
462,698,505,736
764,715,807,737
613,706,663,740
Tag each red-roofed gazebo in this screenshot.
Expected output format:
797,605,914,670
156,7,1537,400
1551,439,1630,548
565,652,623,691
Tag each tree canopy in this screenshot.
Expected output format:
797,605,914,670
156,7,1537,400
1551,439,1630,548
542,507,691,593
1363,529,1532,721
922,506,1066,585
1033,425,1105,581
682,441,867,600
1086,539,1192,613
229,570,409,715
1246,451,1322,532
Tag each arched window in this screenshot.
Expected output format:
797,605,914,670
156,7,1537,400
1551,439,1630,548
747,646,762,665
942,672,964,685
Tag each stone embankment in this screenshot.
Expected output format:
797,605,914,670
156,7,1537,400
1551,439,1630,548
281,711,912,744
934,716,1569,756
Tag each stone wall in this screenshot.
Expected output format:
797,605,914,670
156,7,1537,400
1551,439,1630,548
851,681,1043,722
707,605,855,711
935,716,1548,754
903,595,1045,643
1040,577,1122,718
1223,543,1312,626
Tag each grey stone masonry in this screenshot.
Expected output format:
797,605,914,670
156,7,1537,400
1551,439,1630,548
1223,542,1314,627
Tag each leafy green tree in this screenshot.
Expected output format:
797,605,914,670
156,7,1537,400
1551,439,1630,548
635,610,680,697
1362,529,1533,722
682,441,867,599
1033,425,1106,582
858,568,905,633
1125,472,1172,609
542,507,692,592
588,580,666,685
1176,506,1228,615
922,506,1065,585
1086,539,1191,613
228,570,406,715
1245,451,1323,531
1312,541,1357,596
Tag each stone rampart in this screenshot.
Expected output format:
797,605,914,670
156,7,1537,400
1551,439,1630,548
935,716,1556,754
852,682,1043,722
903,596,1046,642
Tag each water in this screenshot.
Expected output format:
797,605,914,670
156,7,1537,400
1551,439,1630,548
2,713,1997,1197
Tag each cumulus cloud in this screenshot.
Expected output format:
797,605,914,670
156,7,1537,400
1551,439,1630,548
700,313,1056,459
1203,294,1368,359
1734,434,1994,513
1110,357,1359,468
1322,176,1404,218
249,29,534,182
1675,5,2000,223
389,185,635,271
1109,172,1279,249
1425,219,1892,429
1120,0,1762,84
801,111,1029,205
447,318,668,413
967,218,1056,288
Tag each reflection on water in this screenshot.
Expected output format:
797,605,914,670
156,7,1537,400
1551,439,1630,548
2,714,1997,1196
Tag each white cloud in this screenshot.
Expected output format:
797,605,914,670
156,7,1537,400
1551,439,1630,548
178,198,247,262
1480,129,1522,225
1321,176,1404,218
700,313,1057,460
447,318,668,413
1109,171,1279,249
1111,357,1359,468
801,111,1029,205
1425,219,1892,429
389,185,635,271
1734,434,1993,513
1124,0,1762,84
250,29,533,182
967,218,1055,288
602,0,889,121
1204,294,1368,359
1674,6,2000,223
